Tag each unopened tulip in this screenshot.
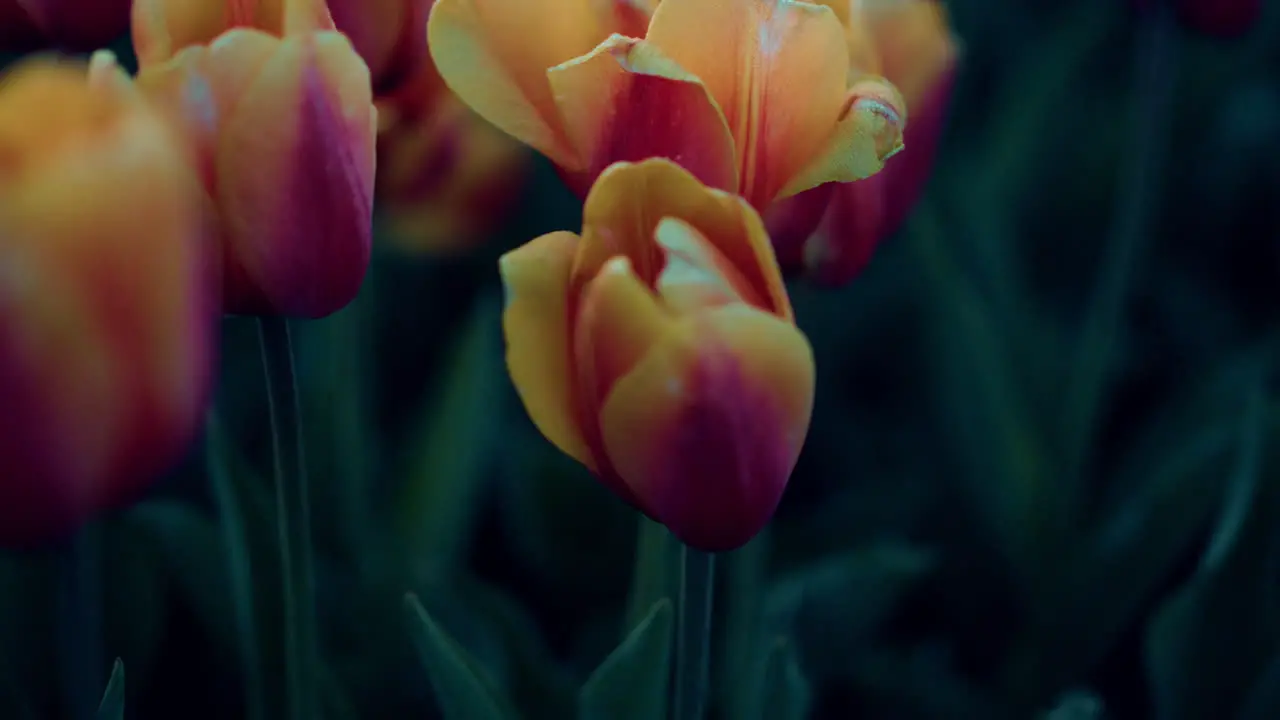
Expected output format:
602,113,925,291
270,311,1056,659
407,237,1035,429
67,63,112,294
0,0,132,51
326,0,432,95
428,0,905,209
501,158,815,551
768,0,957,285
375,57,530,253
0,56,216,545
132,0,377,318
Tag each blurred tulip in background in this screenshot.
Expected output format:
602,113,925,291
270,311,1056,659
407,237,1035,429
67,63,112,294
132,0,377,318
501,158,815,551
767,0,958,285
0,0,132,51
0,56,215,545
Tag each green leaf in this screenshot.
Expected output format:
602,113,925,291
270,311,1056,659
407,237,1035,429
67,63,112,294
96,658,125,720
756,639,811,720
404,593,518,720
1041,690,1105,720
579,599,673,720
1144,380,1276,720
720,532,770,720
623,519,678,635
394,292,506,582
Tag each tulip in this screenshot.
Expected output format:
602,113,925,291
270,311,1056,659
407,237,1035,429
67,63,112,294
1133,0,1263,37
132,0,377,318
375,56,530,254
0,0,132,51
0,55,216,545
326,0,432,95
768,0,957,285
500,158,815,551
428,0,906,209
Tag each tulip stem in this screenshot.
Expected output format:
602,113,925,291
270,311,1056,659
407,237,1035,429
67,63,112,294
673,544,715,720
258,316,317,720
55,529,102,720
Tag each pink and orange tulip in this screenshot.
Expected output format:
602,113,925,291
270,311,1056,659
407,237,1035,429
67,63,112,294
375,57,530,254
0,56,216,545
0,0,132,51
132,0,377,318
501,158,815,551
427,0,906,209
326,0,433,95
768,0,957,285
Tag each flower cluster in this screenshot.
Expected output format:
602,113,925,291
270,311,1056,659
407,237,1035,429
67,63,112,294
0,0,962,551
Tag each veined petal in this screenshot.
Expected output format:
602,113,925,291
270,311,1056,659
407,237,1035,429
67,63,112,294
499,231,595,470
571,159,792,321
778,77,905,198
645,0,853,207
547,35,737,196
427,0,611,167
807,0,881,78
598,303,815,551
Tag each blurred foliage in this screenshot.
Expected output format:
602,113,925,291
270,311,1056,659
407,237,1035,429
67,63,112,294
2,0,1280,718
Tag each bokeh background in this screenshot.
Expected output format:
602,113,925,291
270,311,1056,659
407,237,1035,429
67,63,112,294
2,0,1279,718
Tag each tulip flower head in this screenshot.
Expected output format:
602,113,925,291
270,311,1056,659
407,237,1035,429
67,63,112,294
132,0,377,318
501,158,816,551
768,0,958,285
428,0,906,209
326,0,434,95
0,56,216,545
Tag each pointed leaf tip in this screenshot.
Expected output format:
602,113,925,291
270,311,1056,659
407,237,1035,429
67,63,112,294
579,598,674,720
97,658,126,720
403,594,515,720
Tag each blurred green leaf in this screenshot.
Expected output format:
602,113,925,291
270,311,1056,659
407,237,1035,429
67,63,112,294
765,543,934,680
854,646,1009,720
394,291,505,582
95,659,124,720
579,599,673,720
755,639,811,720
404,593,518,720
623,519,677,635
101,515,167,696
1144,382,1276,720
720,533,769,720
1041,690,1105,720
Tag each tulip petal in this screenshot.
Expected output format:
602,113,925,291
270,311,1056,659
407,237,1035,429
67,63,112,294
500,231,595,470
215,32,375,317
546,34,738,196
572,159,792,321
132,0,228,66
427,0,608,166
645,0,854,207
778,77,906,198
597,303,815,551
862,0,958,108
652,217,758,314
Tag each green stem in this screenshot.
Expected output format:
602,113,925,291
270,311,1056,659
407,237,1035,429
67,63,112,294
672,544,715,720
258,316,317,720
1062,1,1179,493
55,529,101,720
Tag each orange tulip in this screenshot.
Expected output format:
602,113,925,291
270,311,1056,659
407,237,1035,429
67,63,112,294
0,0,132,51
375,56,530,254
326,0,432,95
428,0,906,209
132,0,377,318
767,0,957,285
0,55,216,545
501,158,815,551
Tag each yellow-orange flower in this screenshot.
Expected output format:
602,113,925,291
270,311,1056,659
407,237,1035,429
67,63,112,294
0,56,216,545
326,0,432,94
375,57,531,254
501,158,815,551
132,0,377,318
428,0,906,209
768,0,958,284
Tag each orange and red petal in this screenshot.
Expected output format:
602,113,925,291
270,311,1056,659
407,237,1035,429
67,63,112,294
597,303,815,551
547,35,737,197
499,231,596,471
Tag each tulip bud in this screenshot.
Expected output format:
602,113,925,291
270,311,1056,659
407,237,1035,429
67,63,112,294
133,0,377,318
0,0,132,51
0,56,216,545
500,158,815,551
326,0,433,95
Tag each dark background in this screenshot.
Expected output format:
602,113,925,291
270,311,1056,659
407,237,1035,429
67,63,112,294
1,0,1278,718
